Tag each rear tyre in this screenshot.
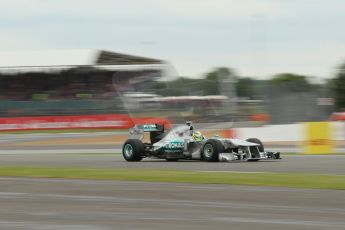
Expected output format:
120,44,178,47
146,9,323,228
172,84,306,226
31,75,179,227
201,139,224,162
122,139,144,161
247,159,260,162
165,158,179,162
246,138,264,160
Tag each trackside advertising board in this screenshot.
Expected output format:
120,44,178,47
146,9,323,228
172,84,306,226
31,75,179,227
0,114,171,131
304,122,334,154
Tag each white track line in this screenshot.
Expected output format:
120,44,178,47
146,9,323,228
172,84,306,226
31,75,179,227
199,170,265,173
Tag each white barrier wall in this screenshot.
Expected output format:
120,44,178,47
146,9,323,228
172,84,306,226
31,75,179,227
332,121,345,141
236,123,304,142
236,122,345,143
234,122,345,153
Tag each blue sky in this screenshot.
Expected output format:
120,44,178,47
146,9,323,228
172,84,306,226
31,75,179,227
0,0,344,79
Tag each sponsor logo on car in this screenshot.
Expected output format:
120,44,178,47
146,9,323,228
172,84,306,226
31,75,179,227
143,124,158,131
164,141,184,153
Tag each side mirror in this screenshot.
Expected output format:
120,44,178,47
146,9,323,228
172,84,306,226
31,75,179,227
189,126,193,136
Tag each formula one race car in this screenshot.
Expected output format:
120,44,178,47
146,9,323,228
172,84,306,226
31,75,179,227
122,122,281,162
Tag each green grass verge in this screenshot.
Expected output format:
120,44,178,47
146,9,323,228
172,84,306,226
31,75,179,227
0,166,344,190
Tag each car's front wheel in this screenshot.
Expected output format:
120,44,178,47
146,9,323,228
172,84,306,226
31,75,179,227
201,139,224,162
122,139,144,161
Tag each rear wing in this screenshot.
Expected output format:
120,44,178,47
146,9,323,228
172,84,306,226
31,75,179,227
142,124,164,132
129,124,165,140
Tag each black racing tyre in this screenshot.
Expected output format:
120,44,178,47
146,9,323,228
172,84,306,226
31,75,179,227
201,139,225,162
246,138,264,160
122,139,144,161
165,158,179,162
247,159,260,162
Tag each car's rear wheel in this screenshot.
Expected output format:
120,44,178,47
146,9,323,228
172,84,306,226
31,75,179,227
122,139,144,161
246,138,264,161
201,139,224,162
165,158,179,162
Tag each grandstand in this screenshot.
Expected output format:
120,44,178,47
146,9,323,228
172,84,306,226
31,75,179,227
0,50,169,117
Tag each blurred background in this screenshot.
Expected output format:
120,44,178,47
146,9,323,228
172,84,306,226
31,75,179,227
1,2,345,229
0,56,340,124
0,0,344,144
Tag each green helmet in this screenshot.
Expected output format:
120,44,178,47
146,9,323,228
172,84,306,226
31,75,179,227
192,131,203,141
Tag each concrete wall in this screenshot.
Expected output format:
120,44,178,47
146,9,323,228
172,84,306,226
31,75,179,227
233,122,345,153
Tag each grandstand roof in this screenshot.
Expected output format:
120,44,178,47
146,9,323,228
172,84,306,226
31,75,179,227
0,49,165,73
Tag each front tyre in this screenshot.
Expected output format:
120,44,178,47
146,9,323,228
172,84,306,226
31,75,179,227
122,139,144,161
201,139,225,162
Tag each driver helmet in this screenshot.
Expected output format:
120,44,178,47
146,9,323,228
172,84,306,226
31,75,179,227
192,131,204,141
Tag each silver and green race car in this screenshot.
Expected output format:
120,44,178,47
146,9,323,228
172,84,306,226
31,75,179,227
122,121,281,162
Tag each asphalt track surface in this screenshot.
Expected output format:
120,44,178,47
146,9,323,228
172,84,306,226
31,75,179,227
0,177,345,230
0,132,299,153
1,133,345,229
1,132,345,174
0,154,345,174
